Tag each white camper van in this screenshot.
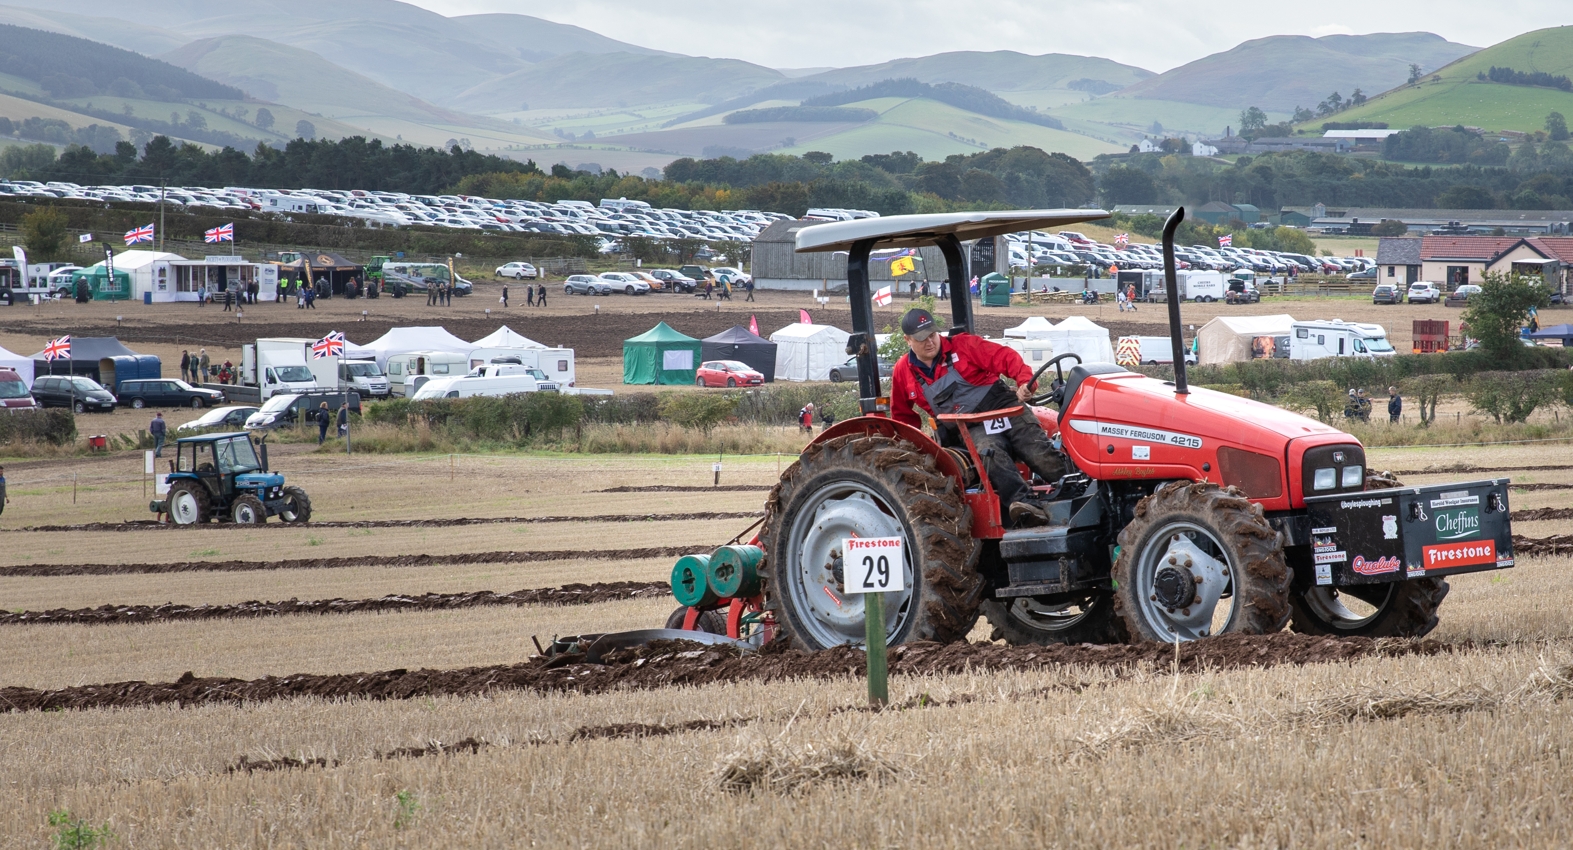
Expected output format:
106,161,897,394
1289,320,1396,360
386,351,469,397
411,373,548,400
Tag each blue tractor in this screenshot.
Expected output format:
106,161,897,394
153,432,311,525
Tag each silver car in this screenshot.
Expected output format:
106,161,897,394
598,272,650,295
563,274,613,295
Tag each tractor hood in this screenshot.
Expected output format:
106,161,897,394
236,472,284,489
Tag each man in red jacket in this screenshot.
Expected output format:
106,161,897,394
890,309,1067,526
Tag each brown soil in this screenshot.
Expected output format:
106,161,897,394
1391,463,1573,477
599,485,770,493
4,512,762,534
0,633,1444,714
1513,508,1573,523
0,546,695,578
1510,483,1573,492
1514,534,1573,556
0,581,671,626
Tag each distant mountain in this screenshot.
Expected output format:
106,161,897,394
1116,32,1478,111
0,23,240,101
0,4,187,54
805,51,1152,94
452,53,787,112
1322,25,1573,134
448,13,676,63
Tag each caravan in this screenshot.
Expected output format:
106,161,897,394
468,347,576,387
1289,320,1396,360
386,351,469,396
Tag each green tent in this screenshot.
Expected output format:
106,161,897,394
980,272,1012,307
71,267,132,301
623,321,702,385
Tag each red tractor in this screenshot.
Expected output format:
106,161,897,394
681,208,1515,650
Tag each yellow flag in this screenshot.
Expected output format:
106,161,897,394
891,256,916,277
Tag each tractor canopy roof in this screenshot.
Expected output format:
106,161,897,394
175,431,251,444
793,209,1110,254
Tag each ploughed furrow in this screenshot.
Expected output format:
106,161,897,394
0,633,1445,714
0,547,696,578
1389,463,1573,477
1510,483,1573,492
1514,534,1573,556
1514,508,1573,522
0,581,672,626
599,485,771,493
6,512,763,534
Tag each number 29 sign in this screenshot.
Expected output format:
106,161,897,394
844,537,906,593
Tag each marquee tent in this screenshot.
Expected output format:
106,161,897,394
28,336,159,388
348,326,474,366
1196,315,1296,364
471,326,547,349
623,322,702,385
69,266,132,301
1042,316,1114,364
701,325,777,382
278,252,364,296
770,322,851,382
0,343,33,384
1004,316,1056,338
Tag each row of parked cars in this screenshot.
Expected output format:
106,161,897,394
1004,230,1374,278
6,373,227,413
563,265,751,295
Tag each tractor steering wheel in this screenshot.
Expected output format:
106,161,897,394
1028,353,1082,407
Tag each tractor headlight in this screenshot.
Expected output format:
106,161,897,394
1313,468,1337,491
1342,465,1365,488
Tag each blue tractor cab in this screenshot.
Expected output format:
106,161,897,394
153,432,311,525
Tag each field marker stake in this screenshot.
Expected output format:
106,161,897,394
865,590,889,708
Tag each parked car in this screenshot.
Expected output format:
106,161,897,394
563,274,613,296
829,355,894,383
598,272,650,295
1445,284,1482,307
695,360,764,388
710,266,752,285
1372,284,1401,305
0,367,38,410
117,379,225,410
1407,282,1440,304
30,375,117,412
178,405,261,433
650,269,697,292
244,390,362,430
1346,268,1378,281
678,264,711,282
496,262,538,279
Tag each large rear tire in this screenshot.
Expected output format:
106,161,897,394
981,591,1126,645
1288,470,1449,637
761,434,982,650
168,482,211,526
278,486,312,523
1113,482,1290,642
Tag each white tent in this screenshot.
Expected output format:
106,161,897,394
1196,315,1296,363
0,343,33,384
350,326,474,366
1004,316,1056,339
1043,316,1115,364
471,326,547,349
770,323,851,382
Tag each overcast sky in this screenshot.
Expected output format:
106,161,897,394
407,0,1567,72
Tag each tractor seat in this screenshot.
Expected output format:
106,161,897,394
1059,363,1129,410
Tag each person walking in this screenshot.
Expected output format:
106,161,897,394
798,402,815,432
199,349,211,384
1116,288,1128,312
1126,284,1138,311
526,285,535,307
149,412,167,458
305,287,317,309
222,288,233,312
316,402,331,444
0,465,8,522
537,284,547,307
744,278,755,301
501,284,509,308
180,350,191,384
1388,386,1403,423
703,279,713,300
337,402,349,437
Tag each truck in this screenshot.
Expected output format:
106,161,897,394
226,338,326,403
1145,270,1225,303
1289,320,1397,360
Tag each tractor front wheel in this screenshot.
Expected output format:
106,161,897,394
761,434,982,650
231,495,266,524
168,482,211,526
981,591,1126,646
278,486,312,523
1113,481,1290,642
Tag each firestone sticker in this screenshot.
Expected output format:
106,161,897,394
1422,540,1496,570
1313,550,1347,564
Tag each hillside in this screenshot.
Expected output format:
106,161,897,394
453,53,786,112
1116,32,1478,111
0,4,187,54
0,23,240,101
448,13,676,62
779,97,1122,162
803,51,1151,96
1316,25,1573,134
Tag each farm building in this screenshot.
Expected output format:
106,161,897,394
1376,238,1423,285
1419,236,1573,291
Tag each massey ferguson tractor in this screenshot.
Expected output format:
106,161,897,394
670,207,1514,649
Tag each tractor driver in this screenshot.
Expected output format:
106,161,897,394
889,309,1067,527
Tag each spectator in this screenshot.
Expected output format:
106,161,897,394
1116,288,1128,312
149,412,167,458
337,402,349,437
526,285,535,307
199,349,211,383
427,282,437,306
799,402,815,432
939,279,948,300
501,284,509,307
0,464,8,521
703,279,713,300
316,402,331,444
305,287,317,309
1388,386,1403,423
197,283,207,306
222,288,233,312
744,278,755,302
537,284,547,307
1126,284,1138,311
222,360,236,384
180,350,191,384
821,408,835,431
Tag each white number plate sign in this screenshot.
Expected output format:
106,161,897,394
845,537,906,593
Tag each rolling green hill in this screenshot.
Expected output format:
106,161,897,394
452,52,787,112
777,97,1122,162
1315,25,1573,133
0,4,187,54
803,51,1151,95
1117,32,1477,111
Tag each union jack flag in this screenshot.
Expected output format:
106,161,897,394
311,331,345,360
1114,233,1129,247
124,223,154,245
43,335,71,360
1218,234,1233,248
204,223,234,243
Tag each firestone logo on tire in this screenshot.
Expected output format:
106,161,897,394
1422,540,1496,569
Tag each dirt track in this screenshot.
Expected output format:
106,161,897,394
0,581,671,626
3,511,761,534
0,546,697,577
0,633,1443,714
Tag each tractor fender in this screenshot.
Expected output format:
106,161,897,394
814,415,966,484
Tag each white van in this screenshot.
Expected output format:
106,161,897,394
1118,336,1199,366
385,351,469,396
464,363,559,392
339,358,391,398
1289,320,1396,360
411,374,546,400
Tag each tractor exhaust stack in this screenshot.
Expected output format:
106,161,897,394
1161,207,1189,395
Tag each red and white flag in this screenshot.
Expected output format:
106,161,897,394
43,335,71,360
203,223,234,243
124,223,154,245
311,331,345,359
1218,234,1233,247
873,285,893,306
799,309,813,324
1114,233,1129,248
748,315,759,336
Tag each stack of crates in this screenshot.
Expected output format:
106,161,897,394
1413,319,1450,353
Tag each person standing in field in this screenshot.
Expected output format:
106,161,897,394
149,412,167,458
526,285,535,307
537,284,547,307
337,402,349,437
745,278,755,301
316,402,331,444
180,350,191,384
1388,386,1402,423
501,284,509,308
199,349,211,383
0,464,8,521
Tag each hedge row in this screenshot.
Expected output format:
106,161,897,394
0,409,76,445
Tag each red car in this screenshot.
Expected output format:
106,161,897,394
695,360,764,388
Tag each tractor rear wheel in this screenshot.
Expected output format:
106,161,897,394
1287,470,1449,637
981,591,1126,645
761,434,982,650
168,482,211,526
1113,481,1290,642
231,495,266,524
278,486,312,523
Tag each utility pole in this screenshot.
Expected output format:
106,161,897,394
158,178,166,252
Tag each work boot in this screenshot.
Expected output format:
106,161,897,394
1008,498,1053,528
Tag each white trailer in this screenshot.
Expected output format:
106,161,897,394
1143,270,1225,302
467,346,576,388
1117,336,1199,366
1289,320,1397,360
386,350,470,397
